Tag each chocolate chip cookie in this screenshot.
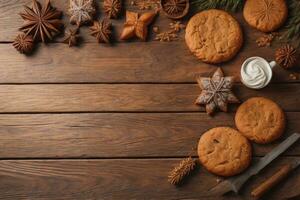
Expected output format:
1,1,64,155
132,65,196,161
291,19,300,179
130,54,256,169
235,97,286,144
185,9,243,64
198,127,252,177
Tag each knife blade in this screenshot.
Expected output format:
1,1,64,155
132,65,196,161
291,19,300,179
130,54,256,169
205,133,300,197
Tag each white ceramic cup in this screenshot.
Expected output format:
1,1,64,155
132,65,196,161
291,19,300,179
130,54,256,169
241,56,276,89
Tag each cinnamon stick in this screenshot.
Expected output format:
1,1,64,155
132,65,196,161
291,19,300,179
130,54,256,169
251,164,293,199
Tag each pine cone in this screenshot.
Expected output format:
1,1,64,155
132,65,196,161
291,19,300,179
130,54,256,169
13,33,34,54
275,44,297,69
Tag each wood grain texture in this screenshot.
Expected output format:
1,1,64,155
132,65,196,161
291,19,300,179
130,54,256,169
0,113,299,158
0,0,67,42
1,1,300,199
0,1,299,84
0,158,299,200
0,84,298,113
0,0,186,43
0,0,268,43
1,42,297,84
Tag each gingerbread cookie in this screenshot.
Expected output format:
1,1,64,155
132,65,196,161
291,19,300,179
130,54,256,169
243,0,288,33
198,127,252,177
235,97,286,144
185,9,243,64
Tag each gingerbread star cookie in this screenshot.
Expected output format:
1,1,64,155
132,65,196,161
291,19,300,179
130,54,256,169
120,11,157,41
68,0,96,26
195,68,239,115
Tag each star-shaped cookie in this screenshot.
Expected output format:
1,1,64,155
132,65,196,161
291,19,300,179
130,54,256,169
195,68,240,115
68,0,96,26
120,10,157,41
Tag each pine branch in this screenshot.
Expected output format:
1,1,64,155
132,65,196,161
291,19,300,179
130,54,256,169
191,0,243,12
281,0,300,41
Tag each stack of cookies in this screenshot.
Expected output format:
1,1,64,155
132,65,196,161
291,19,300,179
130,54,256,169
198,97,286,176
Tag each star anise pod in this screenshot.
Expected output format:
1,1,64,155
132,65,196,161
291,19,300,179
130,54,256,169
63,28,80,47
195,68,239,115
120,10,157,41
69,0,96,26
152,26,159,33
155,30,178,42
160,0,189,19
19,0,63,43
104,0,122,19
137,1,152,10
256,34,274,47
275,44,297,69
256,32,279,47
90,19,113,44
169,21,185,32
138,0,160,10
13,33,34,54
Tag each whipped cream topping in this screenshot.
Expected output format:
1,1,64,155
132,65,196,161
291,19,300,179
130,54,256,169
241,57,272,89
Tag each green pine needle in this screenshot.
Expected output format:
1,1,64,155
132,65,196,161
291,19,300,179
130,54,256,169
282,0,300,41
191,0,243,12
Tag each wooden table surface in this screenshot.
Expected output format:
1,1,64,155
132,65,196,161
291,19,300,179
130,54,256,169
0,0,300,199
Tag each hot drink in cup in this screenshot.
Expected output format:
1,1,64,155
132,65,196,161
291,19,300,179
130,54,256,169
241,57,276,89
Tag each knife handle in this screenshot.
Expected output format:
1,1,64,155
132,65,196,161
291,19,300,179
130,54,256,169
251,164,293,199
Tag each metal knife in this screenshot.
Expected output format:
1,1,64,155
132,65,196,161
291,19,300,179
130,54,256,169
205,133,300,197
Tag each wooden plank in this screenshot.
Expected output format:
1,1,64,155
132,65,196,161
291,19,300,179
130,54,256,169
0,113,299,158
0,1,248,42
0,0,294,46
1,1,298,84
0,84,298,113
0,158,299,199
0,0,175,42
0,0,157,42
1,42,296,84
0,0,67,42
